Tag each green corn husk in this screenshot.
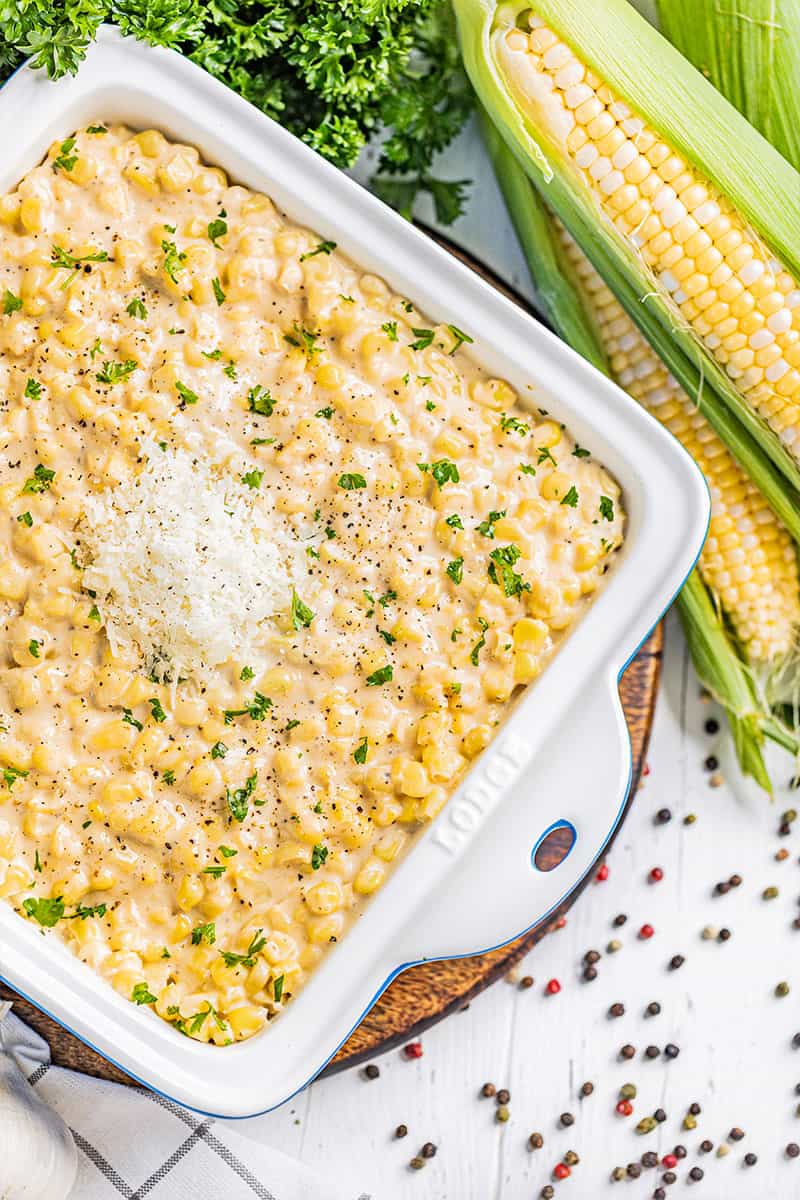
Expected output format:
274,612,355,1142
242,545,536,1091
482,114,786,789
453,0,800,544
657,0,800,175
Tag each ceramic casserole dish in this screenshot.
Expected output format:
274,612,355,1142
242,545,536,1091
0,27,709,1116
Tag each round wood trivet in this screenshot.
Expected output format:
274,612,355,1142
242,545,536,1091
0,235,664,1085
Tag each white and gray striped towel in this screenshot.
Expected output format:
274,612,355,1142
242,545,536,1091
4,1010,372,1200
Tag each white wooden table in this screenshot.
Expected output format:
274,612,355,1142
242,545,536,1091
236,122,800,1199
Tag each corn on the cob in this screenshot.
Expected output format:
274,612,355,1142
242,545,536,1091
496,16,800,465
556,224,800,665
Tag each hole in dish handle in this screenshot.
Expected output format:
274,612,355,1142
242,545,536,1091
532,819,577,872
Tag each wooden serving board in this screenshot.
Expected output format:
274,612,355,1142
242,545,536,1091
0,237,664,1086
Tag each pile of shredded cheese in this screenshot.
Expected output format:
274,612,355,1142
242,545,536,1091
80,441,307,680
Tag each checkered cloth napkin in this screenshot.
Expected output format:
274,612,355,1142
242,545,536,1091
4,1010,372,1200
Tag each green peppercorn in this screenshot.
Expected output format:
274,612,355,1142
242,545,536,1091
620,1083,637,1100
611,1167,626,1182
496,1105,510,1123
409,1156,425,1170
636,1117,657,1135
683,1115,698,1130
777,981,791,997
763,886,780,900
607,938,622,953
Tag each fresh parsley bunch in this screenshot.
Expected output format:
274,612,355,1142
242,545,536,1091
0,0,473,221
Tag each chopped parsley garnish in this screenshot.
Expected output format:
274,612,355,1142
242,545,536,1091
220,929,267,968
354,736,369,765
87,125,107,135
311,843,328,870
476,509,505,538
34,850,42,873
247,385,275,417
175,380,198,406
23,378,40,402
223,692,272,724
446,557,464,584
291,589,315,630
161,239,187,284
470,618,489,667
338,294,355,304
560,485,579,508
284,322,321,359
500,414,529,436
572,445,590,458
51,245,109,289
131,982,157,1006
219,845,237,859
211,741,228,760
447,324,473,353
315,405,333,419
21,463,55,494
519,463,536,476
212,277,226,305
223,361,238,380
162,770,175,785
410,327,435,351
23,896,64,927
240,666,254,681
88,605,101,622
273,974,285,1002
126,297,147,318
3,289,21,314
599,495,615,521
381,320,398,341
338,472,366,490
488,544,530,598
241,468,263,490
89,338,103,360
425,399,436,411
96,359,137,385
378,628,396,645
203,864,226,879
3,766,28,790
68,903,107,921
203,348,223,360
537,447,557,467
445,513,463,529
16,511,32,527
191,922,216,946
121,707,143,732
52,136,78,173
300,239,336,261
227,771,258,822
207,214,228,246
366,664,393,686
148,697,167,723
417,459,459,488
28,639,41,658
379,590,396,607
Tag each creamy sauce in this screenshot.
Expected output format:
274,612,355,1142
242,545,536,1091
0,125,624,1043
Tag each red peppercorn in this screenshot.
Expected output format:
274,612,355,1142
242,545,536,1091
616,1099,633,1116
553,1164,571,1180
596,863,609,882
545,978,561,995
404,1042,423,1059
639,923,655,939
662,1154,678,1169
643,762,651,776
649,867,664,883
554,916,567,929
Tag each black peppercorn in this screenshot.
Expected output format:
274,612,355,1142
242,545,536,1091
641,1152,658,1168
662,1170,677,1184
718,928,732,941
580,1082,594,1098
613,913,628,927
664,1043,680,1059
583,965,597,981
529,1132,544,1150
364,1064,380,1079
609,1002,625,1017
520,975,534,989
421,1143,436,1159
395,1124,408,1139
646,1001,661,1016
654,1190,666,1200
744,1152,757,1166
715,881,730,895
645,1045,660,1059
620,1044,636,1059
654,1109,667,1123
481,1082,496,1098
674,1145,687,1159
669,955,685,970
540,1187,554,1200
700,1140,713,1153
655,808,672,825
627,1163,642,1179
729,1127,745,1142
560,1112,574,1127
787,1143,800,1159
704,755,718,771
689,1103,701,1115
689,1167,704,1181
729,874,742,887
584,949,600,964
496,1088,510,1105
704,718,719,734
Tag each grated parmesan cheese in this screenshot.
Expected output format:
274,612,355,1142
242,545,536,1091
79,441,308,680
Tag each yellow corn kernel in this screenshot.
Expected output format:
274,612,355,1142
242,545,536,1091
391,757,432,798
176,874,204,912
540,471,573,502
227,1004,267,1040
353,859,386,895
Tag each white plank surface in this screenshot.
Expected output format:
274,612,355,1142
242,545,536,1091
235,129,800,1198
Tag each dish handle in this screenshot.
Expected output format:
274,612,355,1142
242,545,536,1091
405,667,632,964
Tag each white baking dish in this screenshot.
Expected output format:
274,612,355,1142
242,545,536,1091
0,27,709,1117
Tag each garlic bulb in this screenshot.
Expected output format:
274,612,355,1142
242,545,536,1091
0,1004,78,1199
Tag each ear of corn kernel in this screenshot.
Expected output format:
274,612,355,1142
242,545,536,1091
657,0,800,176
482,116,798,789
454,0,800,521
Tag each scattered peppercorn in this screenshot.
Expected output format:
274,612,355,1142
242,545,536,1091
559,1113,574,1127
689,1103,701,1115
718,928,732,941
553,1164,570,1181
563,1150,579,1166
584,949,601,964
777,981,791,997
580,1082,594,1098
616,1100,633,1117
787,1143,800,1159
613,913,628,927
421,1142,436,1159
704,755,718,771
404,1042,423,1059
540,1187,554,1199
409,1157,425,1170
611,1167,626,1182
481,1082,496,1097
364,1064,380,1079
649,867,664,883
609,1002,625,1018
662,1170,677,1185
781,822,793,836
607,939,623,953
620,1083,637,1100
641,1152,658,1168
645,1045,660,1059
689,1167,704,1182
700,1140,713,1153
674,1145,687,1159
704,718,719,734
496,1089,510,1105
763,886,780,900
395,1124,408,1139
654,1189,666,1199
717,1145,729,1158
520,975,534,989
654,1108,667,1123
793,916,800,930
627,1162,643,1178
684,813,697,825
529,1132,544,1150
715,881,731,896
636,1117,657,1135
701,925,717,940
496,1106,509,1123
545,979,561,995
664,1043,680,1059
640,923,655,939
662,1154,678,1169
646,1001,661,1016
583,965,598,982
729,1128,745,1141
744,1153,757,1166
620,1044,636,1060
669,955,685,969
729,873,742,887
683,1115,697,1131
596,864,609,882
655,808,672,825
